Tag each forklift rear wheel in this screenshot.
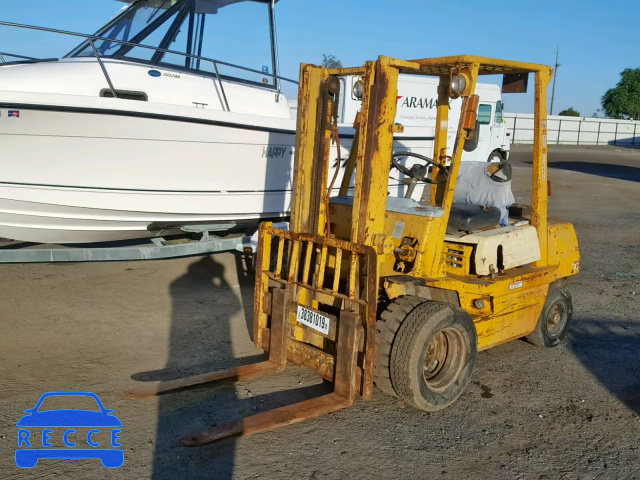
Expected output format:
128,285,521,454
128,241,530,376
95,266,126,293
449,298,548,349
526,286,573,347
376,297,478,411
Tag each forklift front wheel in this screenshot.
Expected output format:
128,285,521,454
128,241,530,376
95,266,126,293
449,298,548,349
526,286,573,348
386,300,477,412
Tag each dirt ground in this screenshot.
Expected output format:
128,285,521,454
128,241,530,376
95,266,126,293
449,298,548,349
1,145,639,480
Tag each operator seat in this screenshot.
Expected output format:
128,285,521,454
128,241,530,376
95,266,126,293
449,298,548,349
447,204,501,234
446,161,514,233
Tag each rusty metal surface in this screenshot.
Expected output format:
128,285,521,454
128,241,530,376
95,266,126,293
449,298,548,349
124,289,290,401
287,338,336,382
334,310,368,400
531,69,553,267
424,63,481,279
286,335,364,383
333,310,362,399
126,55,577,446
290,64,325,235
258,226,377,301
269,288,290,370
122,362,278,400
427,76,451,206
265,273,366,306
353,57,399,247
262,226,376,256
254,222,272,348
339,127,359,196
177,279,364,446
180,393,355,446
256,225,378,399
410,55,552,76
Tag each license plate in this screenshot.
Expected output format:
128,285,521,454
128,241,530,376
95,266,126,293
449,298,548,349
296,305,331,335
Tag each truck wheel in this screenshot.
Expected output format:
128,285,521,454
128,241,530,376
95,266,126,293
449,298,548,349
526,286,573,347
376,297,478,411
488,151,503,163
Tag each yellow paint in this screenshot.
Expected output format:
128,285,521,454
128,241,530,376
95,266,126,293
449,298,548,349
256,54,580,378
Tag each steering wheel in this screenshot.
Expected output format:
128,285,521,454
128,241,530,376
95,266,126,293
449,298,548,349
391,152,449,185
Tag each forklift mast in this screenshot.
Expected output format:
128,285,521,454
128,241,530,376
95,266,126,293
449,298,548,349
291,56,553,274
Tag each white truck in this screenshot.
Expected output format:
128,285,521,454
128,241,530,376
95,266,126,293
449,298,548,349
339,74,511,163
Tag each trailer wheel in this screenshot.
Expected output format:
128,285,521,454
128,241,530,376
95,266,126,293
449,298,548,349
526,286,573,347
376,297,477,411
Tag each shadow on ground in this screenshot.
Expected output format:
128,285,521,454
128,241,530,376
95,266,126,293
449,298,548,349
608,139,640,149
568,317,640,414
523,160,640,183
128,255,328,479
550,161,640,182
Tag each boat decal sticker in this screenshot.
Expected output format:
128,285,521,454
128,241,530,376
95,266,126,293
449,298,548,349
148,70,162,78
8,110,20,118
262,147,289,158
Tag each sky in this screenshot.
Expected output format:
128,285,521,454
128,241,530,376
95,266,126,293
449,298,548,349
0,0,638,116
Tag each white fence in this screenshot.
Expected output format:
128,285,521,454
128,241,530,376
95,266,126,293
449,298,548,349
504,113,640,146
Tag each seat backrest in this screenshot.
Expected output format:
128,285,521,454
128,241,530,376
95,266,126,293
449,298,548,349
453,161,515,225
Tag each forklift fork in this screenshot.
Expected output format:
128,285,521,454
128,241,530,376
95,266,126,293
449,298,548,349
124,289,362,445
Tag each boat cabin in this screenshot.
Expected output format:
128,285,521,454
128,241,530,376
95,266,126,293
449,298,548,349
67,0,282,89
0,0,292,116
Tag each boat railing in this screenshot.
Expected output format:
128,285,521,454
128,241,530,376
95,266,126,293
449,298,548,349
0,51,38,63
0,21,298,112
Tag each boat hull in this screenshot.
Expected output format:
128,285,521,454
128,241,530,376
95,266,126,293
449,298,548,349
0,192,288,244
0,96,434,244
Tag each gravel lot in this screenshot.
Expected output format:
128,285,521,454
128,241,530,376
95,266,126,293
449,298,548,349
1,145,639,479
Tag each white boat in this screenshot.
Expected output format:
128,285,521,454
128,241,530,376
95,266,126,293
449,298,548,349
0,0,465,244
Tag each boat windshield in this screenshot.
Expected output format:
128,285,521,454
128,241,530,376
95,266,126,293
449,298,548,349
66,0,277,87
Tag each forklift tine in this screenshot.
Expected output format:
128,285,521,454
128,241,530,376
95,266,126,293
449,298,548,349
180,306,362,445
122,361,280,399
123,289,290,400
180,393,354,446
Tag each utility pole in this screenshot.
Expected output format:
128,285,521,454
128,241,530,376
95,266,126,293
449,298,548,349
550,46,560,115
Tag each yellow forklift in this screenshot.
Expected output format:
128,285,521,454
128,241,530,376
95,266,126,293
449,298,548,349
126,55,580,444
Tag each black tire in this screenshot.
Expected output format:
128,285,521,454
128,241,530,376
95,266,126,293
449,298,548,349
376,296,478,411
374,296,425,397
526,286,573,347
488,151,503,163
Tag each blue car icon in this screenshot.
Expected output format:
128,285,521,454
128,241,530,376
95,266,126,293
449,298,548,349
16,391,123,468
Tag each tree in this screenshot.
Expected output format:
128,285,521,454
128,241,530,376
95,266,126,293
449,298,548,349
601,68,640,120
321,54,343,69
558,107,581,117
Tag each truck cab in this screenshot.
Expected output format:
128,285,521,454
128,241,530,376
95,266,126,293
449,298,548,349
340,74,511,163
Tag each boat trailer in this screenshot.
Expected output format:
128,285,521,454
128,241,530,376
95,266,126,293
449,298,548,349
0,223,282,263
